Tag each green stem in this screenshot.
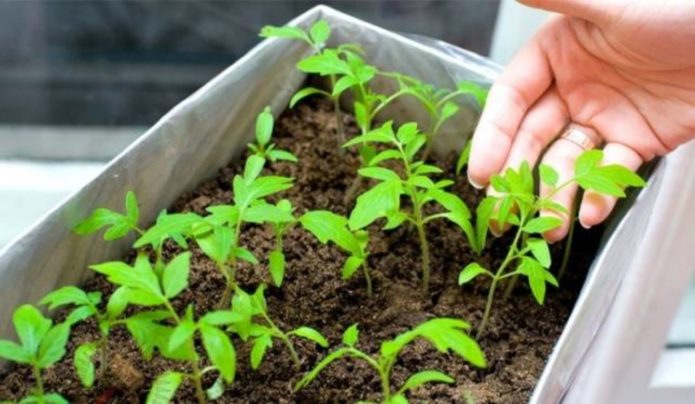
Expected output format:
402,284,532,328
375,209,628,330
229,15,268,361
558,198,579,280
329,74,345,147
344,173,363,205
414,216,431,295
345,348,388,400
189,347,206,404
362,259,373,298
263,313,301,368
32,364,45,403
503,233,528,300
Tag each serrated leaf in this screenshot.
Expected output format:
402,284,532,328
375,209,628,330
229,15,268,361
300,210,361,254
234,175,293,208
37,323,70,368
349,179,402,230
539,164,559,187
74,343,97,388
134,212,201,248
523,216,563,233
291,327,329,348
39,286,93,310
342,324,359,347
14,305,51,356
297,50,350,76
146,371,183,404
201,325,236,383
250,334,273,370
242,203,295,224
162,252,190,299
255,107,274,146
458,263,489,285
290,87,327,108
527,238,551,268
269,250,285,287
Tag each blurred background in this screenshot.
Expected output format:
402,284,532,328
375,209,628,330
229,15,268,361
0,0,692,386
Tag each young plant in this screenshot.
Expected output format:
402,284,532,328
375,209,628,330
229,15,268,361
248,106,298,164
188,154,294,307
459,150,646,338
91,253,236,404
39,287,116,389
379,73,489,159
264,199,297,287
295,318,486,403
228,285,328,369
74,190,143,240
0,305,72,404
344,121,476,294
299,210,372,296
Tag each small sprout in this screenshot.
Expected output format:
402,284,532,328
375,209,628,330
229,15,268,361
264,199,297,287
344,121,476,293
228,285,328,369
74,190,142,240
295,318,485,403
300,210,372,296
460,150,646,338
248,107,298,163
0,305,72,404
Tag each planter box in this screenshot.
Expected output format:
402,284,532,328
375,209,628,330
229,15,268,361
1,5,693,403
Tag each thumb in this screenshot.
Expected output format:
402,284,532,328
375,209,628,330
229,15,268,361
517,0,613,24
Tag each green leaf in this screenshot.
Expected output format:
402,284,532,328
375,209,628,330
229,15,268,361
358,167,400,181
409,175,436,189
268,250,285,287
343,122,394,148
399,370,454,394
369,150,401,166
387,395,409,404
332,75,358,97
575,173,626,197
575,150,603,177
234,247,259,264
267,149,298,162
13,305,51,356
291,327,329,348
74,343,97,388
297,50,350,76
600,165,646,187
439,102,459,127
168,321,196,352
456,81,488,108
0,340,32,364
91,256,161,298
300,211,360,255
309,20,330,46
458,263,490,285
405,318,486,368
414,163,443,175
39,286,94,310
195,225,233,265
260,25,308,41
290,87,326,108
200,310,243,326
294,347,351,391
206,376,225,400
250,334,273,370
342,256,364,279
354,102,369,134
65,305,97,326
349,179,402,230
490,175,509,193
242,203,295,224
383,211,408,230
539,164,559,187
342,324,359,347
234,175,294,208
134,212,201,248
201,325,236,383
37,323,71,368
456,140,472,174
523,216,563,234
527,238,551,268
162,252,190,299
474,197,496,254
518,257,549,304
106,286,130,318
244,155,266,183
146,371,183,404
125,191,139,224
255,107,274,146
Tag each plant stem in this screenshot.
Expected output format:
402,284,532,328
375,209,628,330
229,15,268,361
558,198,579,280
476,277,498,340
32,364,45,403
415,220,431,295
503,233,528,301
189,348,206,404
343,175,363,205
263,313,301,368
362,259,373,298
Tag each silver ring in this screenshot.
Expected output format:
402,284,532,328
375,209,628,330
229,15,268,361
559,124,601,151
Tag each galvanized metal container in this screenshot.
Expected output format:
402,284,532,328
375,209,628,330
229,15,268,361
1,5,693,403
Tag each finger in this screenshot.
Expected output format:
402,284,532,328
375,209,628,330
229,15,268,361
487,87,569,236
539,136,587,243
578,142,642,228
468,35,553,189
517,0,613,24
502,87,569,170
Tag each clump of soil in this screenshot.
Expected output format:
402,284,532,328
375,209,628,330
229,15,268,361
0,98,603,403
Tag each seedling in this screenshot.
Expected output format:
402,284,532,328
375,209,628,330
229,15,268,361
459,150,646,338
189,154,294,306
295,318,486,403
299,210,372,296
0,305,72,404
39,286,117,389
344,121,476,293
228,285,328,369
265,199,296,287
248,107,298,164
380,73,488,159
91,253,237,403
75,190,143,240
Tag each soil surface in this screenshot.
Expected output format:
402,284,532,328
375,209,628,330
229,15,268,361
0,98,603,403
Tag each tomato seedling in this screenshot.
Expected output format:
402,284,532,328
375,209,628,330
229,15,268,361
248,107,298,164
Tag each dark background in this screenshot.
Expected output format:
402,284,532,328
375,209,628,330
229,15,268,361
0,0,500,127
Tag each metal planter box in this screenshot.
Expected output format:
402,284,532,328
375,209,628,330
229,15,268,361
1,5,693,403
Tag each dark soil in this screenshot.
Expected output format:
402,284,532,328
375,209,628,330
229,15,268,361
0,98,603,403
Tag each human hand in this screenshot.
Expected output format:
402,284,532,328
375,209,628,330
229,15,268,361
468,0,695,242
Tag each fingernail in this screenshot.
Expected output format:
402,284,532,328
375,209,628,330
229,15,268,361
468,173,484,190
579,218,592,230
490,227,502,238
